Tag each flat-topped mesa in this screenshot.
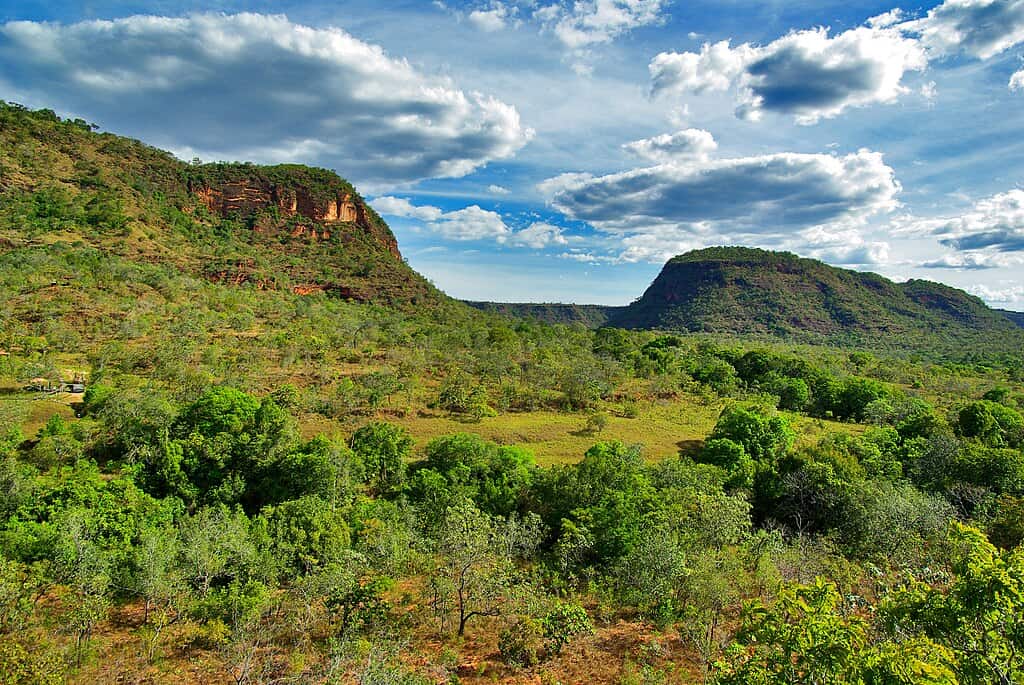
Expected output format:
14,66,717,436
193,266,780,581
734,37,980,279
187,164,402,259
607,246,1020,341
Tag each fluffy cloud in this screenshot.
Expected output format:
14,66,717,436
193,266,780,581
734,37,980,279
649,40,753,95
650,27,926,124
921,252,1024,269
622,128,717,162
903,0,1024,59
487,184,511,195
967,283,1024,305
508,222,569,248
432,205,512,241
539,147,900,265
373,197,568,247
931,190,1024,251
372,196,445,222
615,229,703,263
867,9,906,28
1011,69,1024,90
0,13,533,187
798,226,890,265
540,149,900,234
650,0,1024,124
468,4,515,32
539,0,670,49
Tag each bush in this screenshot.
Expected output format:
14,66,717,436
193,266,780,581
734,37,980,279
585,411,609,435
0,637,63,685
542,603,593,655
498,616,544,667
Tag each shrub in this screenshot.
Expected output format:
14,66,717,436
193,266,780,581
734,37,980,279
498,616,544,667
585,411,609,435
542,602,593,655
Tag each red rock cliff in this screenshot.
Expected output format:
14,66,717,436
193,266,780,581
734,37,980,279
191,180,401,259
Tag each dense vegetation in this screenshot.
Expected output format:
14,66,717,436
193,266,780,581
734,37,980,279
2,103,1024,684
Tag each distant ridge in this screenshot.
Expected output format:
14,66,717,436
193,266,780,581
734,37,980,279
998,309,1024,329
463,301,623,328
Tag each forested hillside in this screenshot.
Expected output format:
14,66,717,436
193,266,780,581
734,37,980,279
2,104,1024,684
608,247,1024,352
0,102,443,308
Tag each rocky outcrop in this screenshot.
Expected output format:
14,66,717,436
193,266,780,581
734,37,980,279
194,183,363,224
190,178,401,259
205,260,272,289
291,283,364,300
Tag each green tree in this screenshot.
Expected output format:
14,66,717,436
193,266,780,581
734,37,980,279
349,422,413,497
429,500,541,636
697,438,755,489
410,434,535,518
261,496,351,576
882,523,1024,684
708,405,794,465
714,579,866,684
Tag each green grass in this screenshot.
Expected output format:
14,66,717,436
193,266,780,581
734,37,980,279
299,395,865,467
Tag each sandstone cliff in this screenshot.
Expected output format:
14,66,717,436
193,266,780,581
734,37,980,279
187,164,401,259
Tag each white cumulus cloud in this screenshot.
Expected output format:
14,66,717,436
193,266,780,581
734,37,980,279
1011,68,1024,90
928,189,1024,251
432,205,512,241
798,226,890,265
902,0,1024,59
508,222,569,248
650,0,1024,125
622,128,717,162
468,3,514,32
967,283,1024,306
921,252,1024,269
650,26,927,124
539,0,670,49
540,149,901,234
372,196,445,222
0,13,534,187
539,145,901,264
374,197,569,247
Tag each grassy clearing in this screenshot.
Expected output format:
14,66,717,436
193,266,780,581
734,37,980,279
300,395,867,467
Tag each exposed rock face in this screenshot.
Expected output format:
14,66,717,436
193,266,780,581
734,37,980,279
191,179,400,259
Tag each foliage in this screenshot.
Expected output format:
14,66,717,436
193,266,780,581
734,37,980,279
349,422,412,497
541,602,594,655
498,615,544,667
881,523,1024,684
429,499,541,636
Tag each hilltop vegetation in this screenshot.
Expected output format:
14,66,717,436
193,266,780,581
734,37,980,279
610,247,1024,354
0,101,440,307
2,104,1024,684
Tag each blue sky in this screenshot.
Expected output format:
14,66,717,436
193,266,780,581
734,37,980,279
1,1,1023,307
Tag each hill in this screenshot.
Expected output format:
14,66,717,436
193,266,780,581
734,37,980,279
463,301,623,327
0,101,444,308
998,309,1024,328
605,246,1023,351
